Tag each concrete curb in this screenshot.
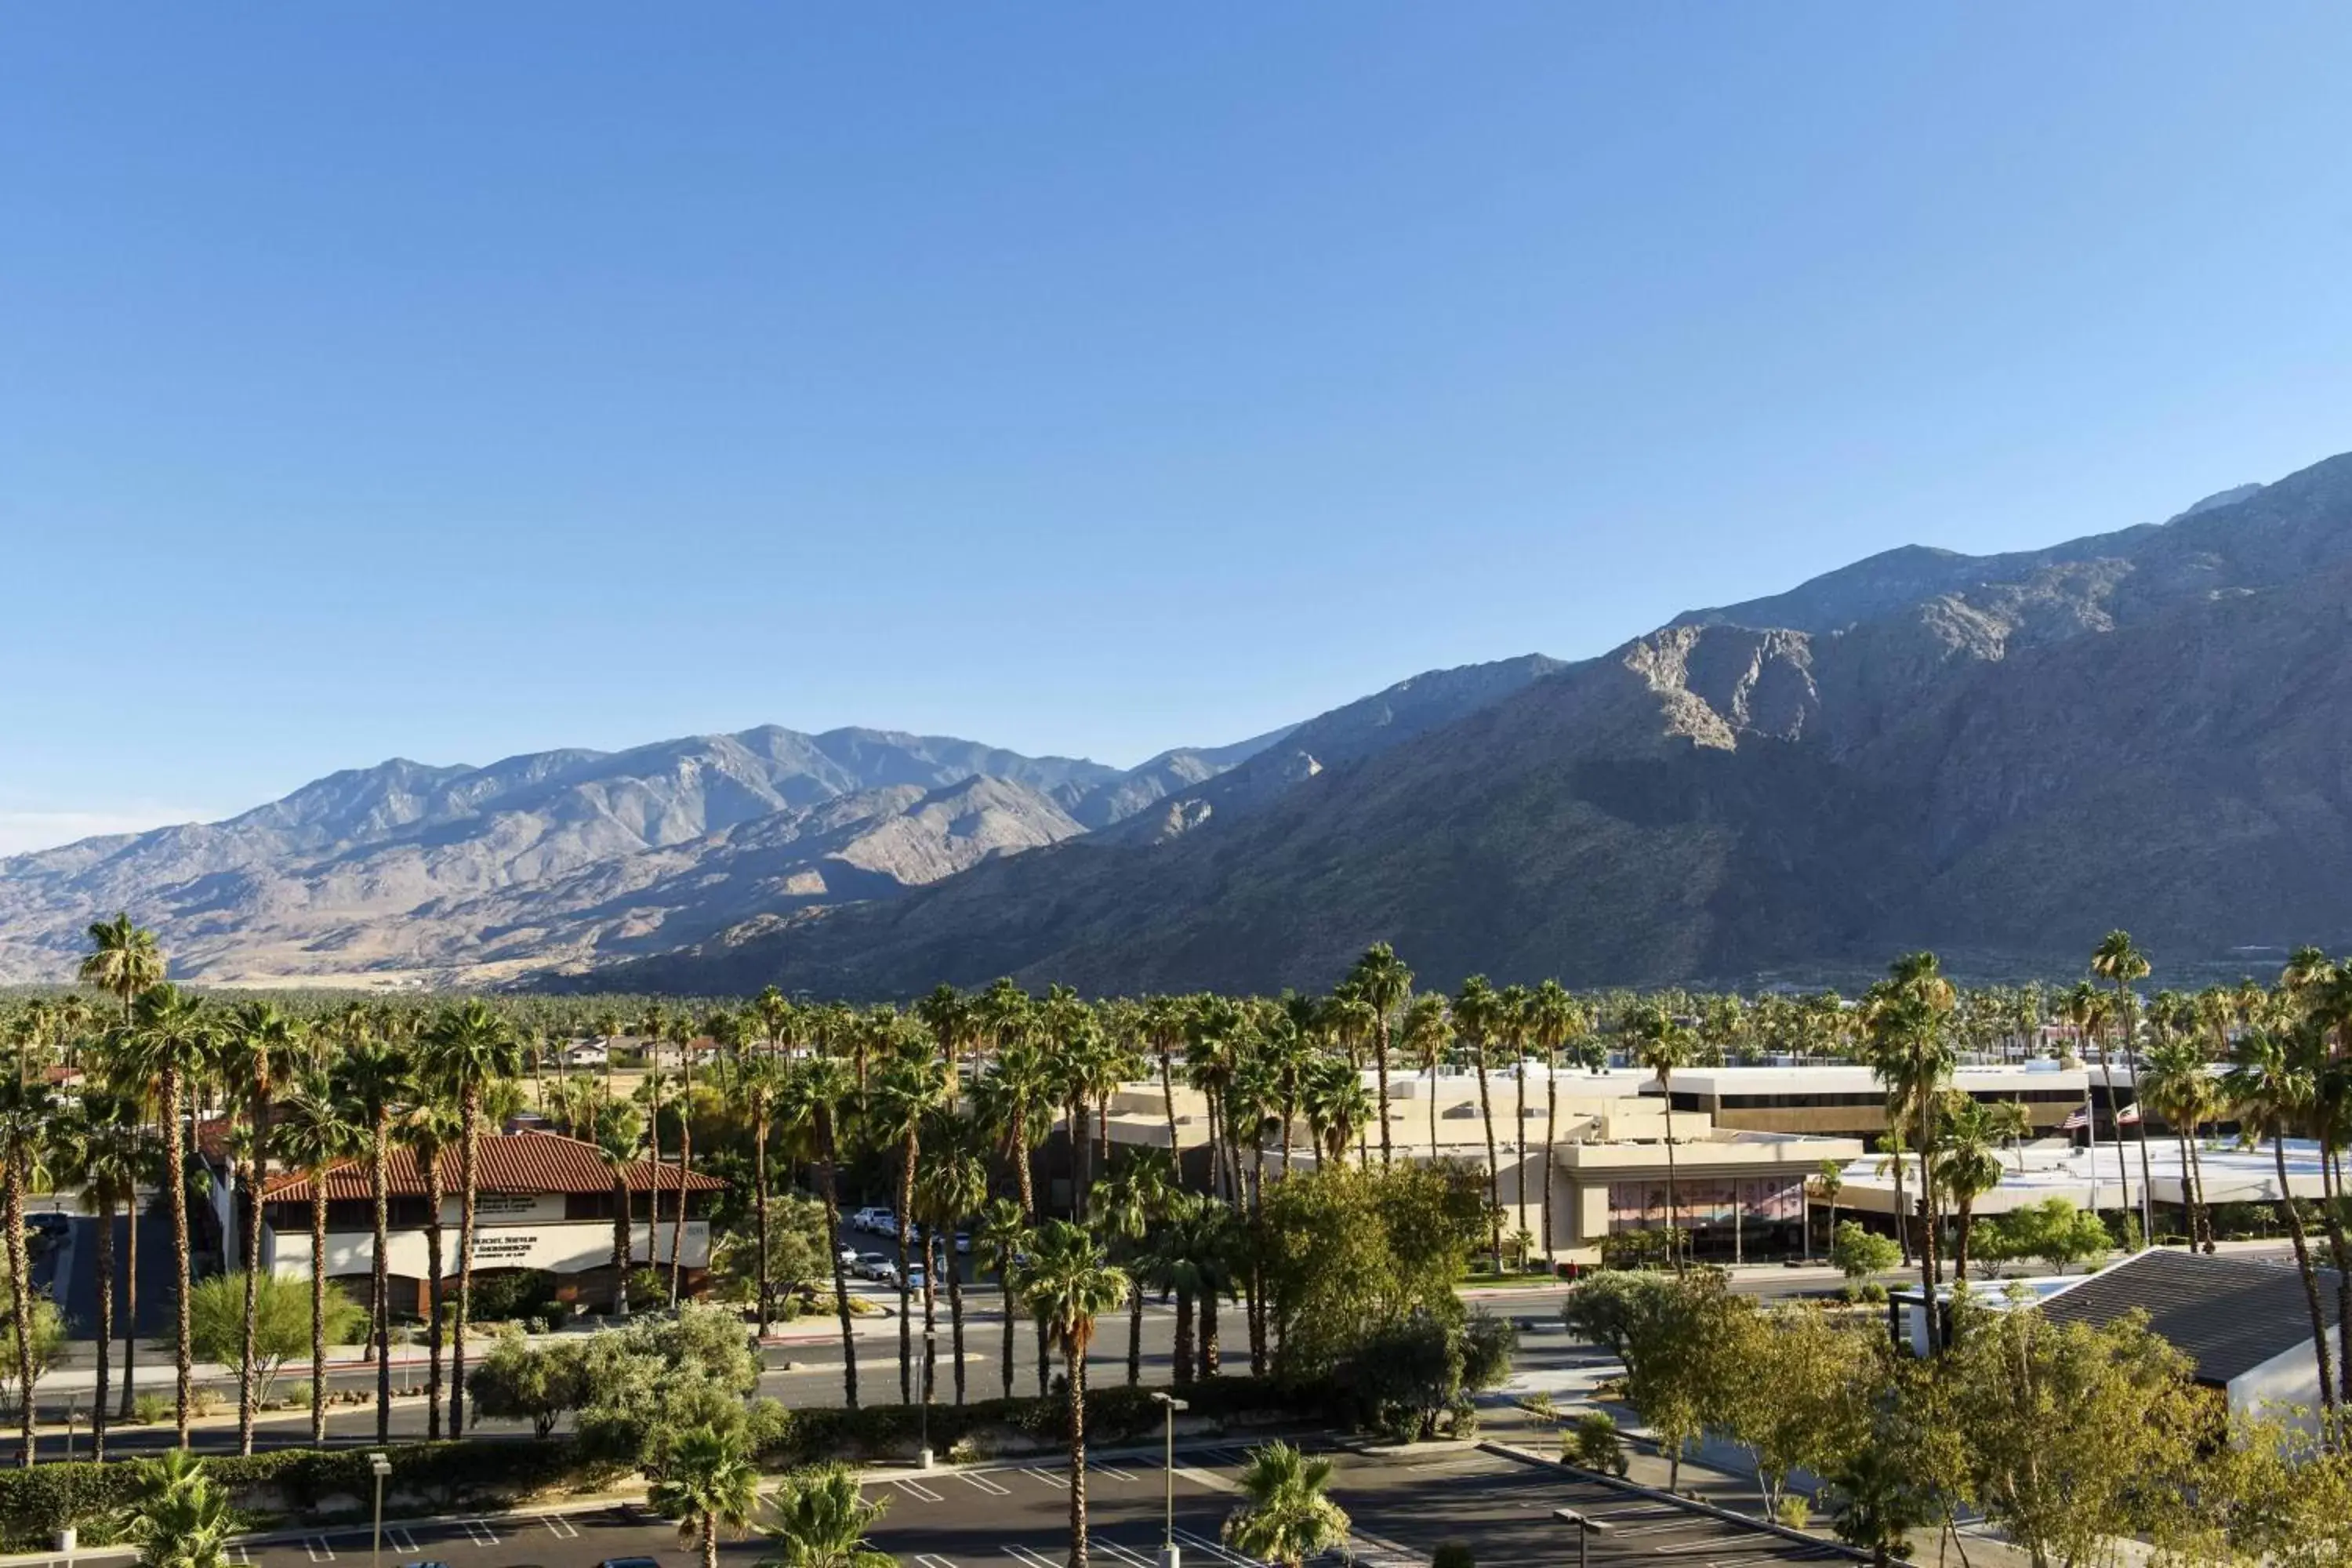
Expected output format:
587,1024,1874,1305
1475,1441,1869,1560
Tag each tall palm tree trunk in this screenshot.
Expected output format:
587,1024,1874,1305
451,1089,479,1438
1013,1109,1037,1220
1159,1047,1181,1175
165,1065,193,1448
2098,1048,2132,1235
1000,1271,1018,1400
946,1241,967,1406
1374,1020,1393,1166
1172,1287,1195,1388
669,1053,692,1305
1513,1060,1530,1250
372,1113,392,1443
753,1109,772,1337
1543,1055,1559,1272
93,1194,114,1461
119,1185,140,1423
817,1113,858,1410
609,1174,631,1316
2274,1127,2337,1414
644,1074,662,1280
1065,1338,1090,1568
423,1150,445,1441
896,1131,918,1403
310,1187,329,1444
1199,1285,1220,1379
1661,1092,1684,1277
1127,1281,1145,1387
237,1143,261,1454
1475,1047,1500,1271
4,1158,34,1466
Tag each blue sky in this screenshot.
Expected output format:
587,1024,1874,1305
6,5,2351,852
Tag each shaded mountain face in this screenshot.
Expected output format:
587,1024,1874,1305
590,450,2352,998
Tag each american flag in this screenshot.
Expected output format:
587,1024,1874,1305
2062,1106,2091,1131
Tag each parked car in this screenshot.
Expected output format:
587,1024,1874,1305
953,1232,971,1254
837,1245,860,1269
856,1251,894,1282
851,1207,895,1235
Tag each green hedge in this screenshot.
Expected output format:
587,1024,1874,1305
757,1374,1341,1467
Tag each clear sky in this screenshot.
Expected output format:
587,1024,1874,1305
6,5,2351,854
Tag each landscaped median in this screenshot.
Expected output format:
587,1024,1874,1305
0,1376,1345,1553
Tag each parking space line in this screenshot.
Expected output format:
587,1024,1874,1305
891,1478,946,1502
1175,1526,1264,1567
916,1556,962,1568
543,1515,582,1540
1089,1462,1137,1481
1022,1466,1070,1489
459,1518,498,1546
303,1537,336,1562
1095,1541,1156,1568
958,1471,1013,1496
389,1529,419,1552
1004,1547,1062,1568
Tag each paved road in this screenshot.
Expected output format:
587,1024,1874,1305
61,1438,1850,1568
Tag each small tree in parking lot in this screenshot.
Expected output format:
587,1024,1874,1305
469,1331,591,1438
1831,1221,1901,1287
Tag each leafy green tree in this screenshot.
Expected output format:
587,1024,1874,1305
1563,1270,1680,1361
1716,1304,1882,1513
711,1193,832,1313
467,1331,591,1438
573,1303,765,1472
1563,1410,1628,1476
1977,1198,2108,1277
1258,1163,1483,1381
757,1463,895,1568
1831,1220,1900,1285
188,1272,363,1408
649,1423,762,1568
1223,1441,1352,1568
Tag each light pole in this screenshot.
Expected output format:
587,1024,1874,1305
1555,1506,1611,1568
1152,1392,1189,1568
368,1452,393,1568
918,1327,936,1470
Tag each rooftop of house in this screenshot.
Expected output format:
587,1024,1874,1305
2039,1247,2343,1387
1665,1062,2089,1094
259,1129,726,1204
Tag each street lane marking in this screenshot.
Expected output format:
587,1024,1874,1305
891,1478,946,1502
543,1515,582,1539
957,1471,1012,1496
1022,1466,1070,1489
303,1538,336,1562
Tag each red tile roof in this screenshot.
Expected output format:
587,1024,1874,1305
261,1129,725,1203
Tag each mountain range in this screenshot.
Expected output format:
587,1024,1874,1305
7,452,2351,994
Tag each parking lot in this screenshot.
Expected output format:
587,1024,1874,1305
67,1441,1857,1568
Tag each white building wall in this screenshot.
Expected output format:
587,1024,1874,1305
2230,1338,2325,1436
268,1220,710,1279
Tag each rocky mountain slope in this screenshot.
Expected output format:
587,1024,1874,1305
594,451,2352,997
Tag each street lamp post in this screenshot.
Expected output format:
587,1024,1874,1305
1555,1506,1611,1568
368,1452,393,1568
918,1328,936,1471
1152,1392,1189,1568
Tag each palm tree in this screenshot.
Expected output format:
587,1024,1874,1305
871,1049,949,1403
1091,1149,1174,1386
1139,996,1188,1165
332,1036,412,1443
418,998,523,1438
397,1098,460,1440
1625,1003,1695,1276
1496,985,1534,1254
2224,1026,2336,1415
1300,1057,1372,1168
1021,1219,1131,1568
120,982,212,1446
916,1115,989,1406
975,1197,1033,1399
1813,1158,1843,1261
1347,945,1412,1166
1930,1094,2005,1286
2141,1034,2216,1252
649,1423,762,1568
756,1463,895,1568
0,1076,54,1465
56,1087,145,1461
80,913,165,1029
274,1077,356,1445
738,1054,786,1336
1867,991,1955,1338
667,1012,717,1305
1528,982,1585,1271
1400,993,1450,1163
223,1000,307,1454
1223,1441,1352,1568
2092,931,2154,1243
782,1053,861,1409
590,1098,645,1318
123,1450,237,1568
1454,976,1506,1270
